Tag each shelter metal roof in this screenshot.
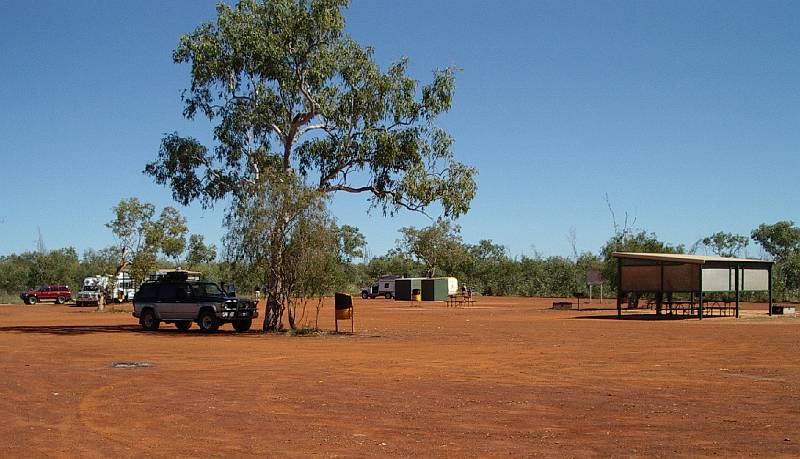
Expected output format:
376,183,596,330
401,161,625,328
612,252,772,265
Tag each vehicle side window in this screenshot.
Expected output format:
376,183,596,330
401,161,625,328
137,283,158,300
176,284,191,300
158,283,178,301
384,283,389,288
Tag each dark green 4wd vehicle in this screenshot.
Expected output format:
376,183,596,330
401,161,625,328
132,275,258,333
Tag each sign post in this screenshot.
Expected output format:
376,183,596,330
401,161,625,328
334,292,354,333
586,270,604,304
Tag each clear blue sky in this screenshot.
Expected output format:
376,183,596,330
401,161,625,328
1,0,798,259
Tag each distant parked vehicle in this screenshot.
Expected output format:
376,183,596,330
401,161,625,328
75,283,104,307
360,275,400,299
20,285,72,305
76,273,137,306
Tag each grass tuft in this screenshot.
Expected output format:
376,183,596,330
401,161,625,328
0,291,23,304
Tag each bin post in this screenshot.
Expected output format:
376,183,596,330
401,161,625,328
334,293,354,333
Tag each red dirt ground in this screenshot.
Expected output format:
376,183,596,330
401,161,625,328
0,296,798,457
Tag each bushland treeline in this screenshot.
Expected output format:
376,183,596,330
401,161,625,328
2,219,799,304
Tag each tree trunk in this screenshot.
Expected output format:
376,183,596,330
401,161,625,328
263,294,282,331
263,222,287,331
98,259,127,312
263,259,283,331
287,299,296,330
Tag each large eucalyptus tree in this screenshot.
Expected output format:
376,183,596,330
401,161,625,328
146,0,477,329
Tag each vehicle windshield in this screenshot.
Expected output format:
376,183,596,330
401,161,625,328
82,286,99,291
191,282,225,297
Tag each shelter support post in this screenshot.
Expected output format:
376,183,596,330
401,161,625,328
698,266,704,320
616,260,622,318
735,264,740,319
658,261,664,315
698,290,703,319
768,264,773,316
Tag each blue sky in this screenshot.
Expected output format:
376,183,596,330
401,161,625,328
1,0,798,259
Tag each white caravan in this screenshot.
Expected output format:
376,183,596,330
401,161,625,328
75,272,136,306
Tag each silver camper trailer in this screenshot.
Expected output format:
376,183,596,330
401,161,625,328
360,275,401,299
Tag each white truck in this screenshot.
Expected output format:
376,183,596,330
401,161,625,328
360,275,401,299
75,272,136,306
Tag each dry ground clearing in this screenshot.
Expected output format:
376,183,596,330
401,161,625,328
0,296,798,457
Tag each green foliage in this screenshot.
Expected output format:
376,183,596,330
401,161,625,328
751,221,800,260
145,0,477,330
185,234,218,269
79,248,119,277
699,231,749,257
358,233,602,298
337,225,365,262
0,248,111,303
750,221,800,300
153,207,189,262
464,240,509,295
145,0,476,217
223,171,353,329
106,198,190,283
0,253,35,294
363,249,422,279
8,217,800,304
0,248,81,294
398,219,466,278
776,254,800,293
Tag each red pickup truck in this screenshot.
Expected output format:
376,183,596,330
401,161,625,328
20,285,72,304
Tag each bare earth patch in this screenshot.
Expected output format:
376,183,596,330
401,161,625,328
0,297,797,457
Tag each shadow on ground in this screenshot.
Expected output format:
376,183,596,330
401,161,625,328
0,324,141,335
571,313,718,321
0,324,364,337
0,324,257,336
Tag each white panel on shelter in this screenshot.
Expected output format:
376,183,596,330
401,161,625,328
742,269,769,291
702,269,731,292
447,277,459,295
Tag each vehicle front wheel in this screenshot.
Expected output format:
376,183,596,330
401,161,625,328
175,321,192,331
198,310,219,333
140,309,160,331
56,296,65,304
232,319,252,333
361,292,368,299
384,292,392,300
27,297,37,305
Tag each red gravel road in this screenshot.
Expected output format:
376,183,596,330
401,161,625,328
0,297,798,457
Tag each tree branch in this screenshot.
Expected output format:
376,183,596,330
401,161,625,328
323,184,432,218
317,157,359,190
297,123,330,137
295,65,319,112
